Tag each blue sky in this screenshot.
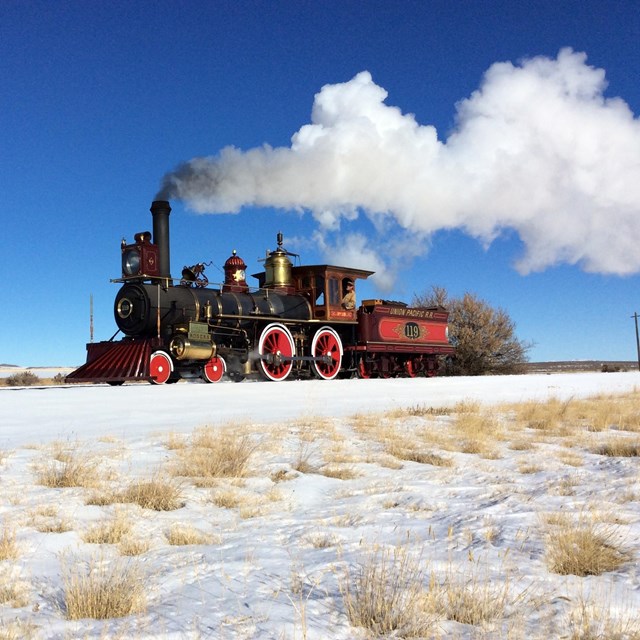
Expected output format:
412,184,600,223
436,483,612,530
2,0,639,366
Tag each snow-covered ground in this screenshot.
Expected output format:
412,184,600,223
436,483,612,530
1,372,639,638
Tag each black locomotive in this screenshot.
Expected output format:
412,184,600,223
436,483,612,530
67,201,454,384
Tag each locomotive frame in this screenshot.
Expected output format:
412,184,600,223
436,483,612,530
66,201,454,385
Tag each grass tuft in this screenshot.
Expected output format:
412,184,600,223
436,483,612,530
62,555,145,620
166,524,216,546
433,565,515,626
173,426,256,479
341,545,438,637
83,510,132,544
35,445,100,488
545,515,630,576
0,523,18,561
119,476,184,511
0,567,29,607
594,438,640,457
118,538,151,557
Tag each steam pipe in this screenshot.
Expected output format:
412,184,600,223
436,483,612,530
150,200,171,280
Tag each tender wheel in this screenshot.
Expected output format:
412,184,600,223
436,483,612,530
257,323,295,381
202,356,226,383
149,351,173,385
357,357,371,379
311,327,343,380
404,359,417,378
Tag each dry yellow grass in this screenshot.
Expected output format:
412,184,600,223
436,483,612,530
62,555,146,620
32,513,72,533
340,544,439,637
500,392,640,441
593,437,640,457
118,537,151,557
508,438,534,450
173,425,257,480
556,449,584,467
270,468,293,483
293,442,319,474
545,515,630,576
454,412,504,455
85,488,122,506
385,436,453,467
385,404,455,419
83,510,132,544
432,562,518,626
210,485,274,519
87,476,184,510
0,567,29,608
290,416,336,446
317,464,359,480
119,476,184,511
0,522,18,561
211,487,243,509
166,524,216,546
0,620,37,640
304,531,339,548
510,397,576,436
517,459,543,474
372,453,404,470
350,412,387,439
34,445,100,488
164,432,187,450
567,591,640,640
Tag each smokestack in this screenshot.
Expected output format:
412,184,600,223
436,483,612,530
150,200,171,280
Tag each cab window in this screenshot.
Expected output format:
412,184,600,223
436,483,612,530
315,275,325,305
328,278,340,305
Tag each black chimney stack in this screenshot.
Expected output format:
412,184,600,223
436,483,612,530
150,200,171,280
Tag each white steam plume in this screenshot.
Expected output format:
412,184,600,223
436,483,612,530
158,48,640,277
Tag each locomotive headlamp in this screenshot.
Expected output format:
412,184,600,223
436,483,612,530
116,298,133,319
122,248,141,276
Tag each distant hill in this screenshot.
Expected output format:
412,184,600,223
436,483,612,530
0,364,19,368
525,361,637,373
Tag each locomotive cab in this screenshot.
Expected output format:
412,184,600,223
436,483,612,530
288,265,374,322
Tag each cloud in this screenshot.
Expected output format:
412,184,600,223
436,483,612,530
158,48,640,276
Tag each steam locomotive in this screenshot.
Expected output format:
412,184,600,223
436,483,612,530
67,201,454,384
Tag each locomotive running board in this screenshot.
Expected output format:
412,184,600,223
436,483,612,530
65,339,154,384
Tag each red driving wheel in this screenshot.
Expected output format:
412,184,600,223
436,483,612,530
311,327,343,380
257,323,295,381
149,351,173,385
203,356,226,383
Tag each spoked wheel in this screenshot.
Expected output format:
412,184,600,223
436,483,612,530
149,351,173,385
404,359,418,378
202,356,226,383
257,323,295,381
357,357,371,379
311,327,343,380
